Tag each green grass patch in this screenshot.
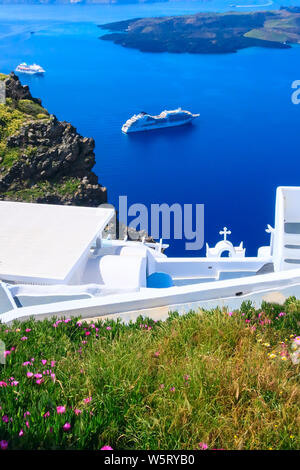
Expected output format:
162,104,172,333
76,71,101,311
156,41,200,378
17,100,49,118
0,74,8,81
2,178,82,202
0,298,299,450
0,143,21,169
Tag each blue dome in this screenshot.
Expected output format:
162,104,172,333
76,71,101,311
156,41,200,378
146,272,173,288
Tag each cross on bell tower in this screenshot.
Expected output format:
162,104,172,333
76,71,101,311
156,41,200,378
219,227,231,241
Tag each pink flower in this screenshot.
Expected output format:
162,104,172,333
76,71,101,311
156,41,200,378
36,379,44,385
101,446,113,450
19,429,24,437
20,337,27,341
56,406,66,414
85,331,91,336
0,381,7,387
228,312,233,317
198,442,208,450
51,361,56,367
25,328,31,333
43,411,50,418
170,387,175,392
83,397,92,404
41,359,47,366
22,361,31,366
4,351,10,358
24,411,30,418
51,373,56,382
0,440,8,450
34,373,42,379
154,351,160,357
63,422,71,431
11,380,18,386
160,384,164,389
74,409,82,416
2,415,9,423
27,372,33,378
106,326,112,331
25,421,29,428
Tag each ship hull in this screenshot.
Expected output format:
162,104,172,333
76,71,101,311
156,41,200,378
122,115,198,134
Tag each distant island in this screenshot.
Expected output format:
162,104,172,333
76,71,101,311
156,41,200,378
99,6,300,54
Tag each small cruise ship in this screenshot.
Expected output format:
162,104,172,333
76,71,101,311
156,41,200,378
15,63,45,75
122,108,200,133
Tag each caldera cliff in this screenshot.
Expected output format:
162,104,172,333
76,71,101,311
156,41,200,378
0,72,107,206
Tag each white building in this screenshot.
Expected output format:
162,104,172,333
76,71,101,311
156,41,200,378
1,186,300,324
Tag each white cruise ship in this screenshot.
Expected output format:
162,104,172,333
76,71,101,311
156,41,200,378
15,63,45,75
122,108,200,133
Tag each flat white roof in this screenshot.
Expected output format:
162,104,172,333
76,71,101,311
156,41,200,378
0,201,114,284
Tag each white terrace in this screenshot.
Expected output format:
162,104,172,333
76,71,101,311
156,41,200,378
1,186,300,324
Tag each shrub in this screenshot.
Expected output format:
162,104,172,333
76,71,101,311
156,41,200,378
17,100,49,118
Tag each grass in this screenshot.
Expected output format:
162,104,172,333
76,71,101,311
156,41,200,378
2,178,82,202
0,298,299,450
0,96,50,172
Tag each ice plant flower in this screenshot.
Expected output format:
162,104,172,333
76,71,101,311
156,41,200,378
19,429,24,437
63,422,71,431
2,415,9,423
43,411,50,418
41,359,47,366
0,381,7,387
27,372,33,378
101,446,113,450
56,406,66,414
0,440,8,450
20,337,27,341
198,442,208,450
83,397,92,404
74,409,82,415
106,326,112,330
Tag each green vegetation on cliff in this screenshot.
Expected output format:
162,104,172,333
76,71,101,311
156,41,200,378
2,178,83,202
0,73,107,206
0,97,50,171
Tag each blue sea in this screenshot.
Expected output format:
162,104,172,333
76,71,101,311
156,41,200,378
1,1,300,256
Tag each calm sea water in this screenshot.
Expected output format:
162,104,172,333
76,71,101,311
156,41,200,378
0,1,300,256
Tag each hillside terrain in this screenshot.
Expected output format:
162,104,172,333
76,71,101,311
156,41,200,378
100,7,300,54
0,73,107,205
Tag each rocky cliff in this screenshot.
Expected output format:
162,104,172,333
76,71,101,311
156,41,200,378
0,72,107,206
